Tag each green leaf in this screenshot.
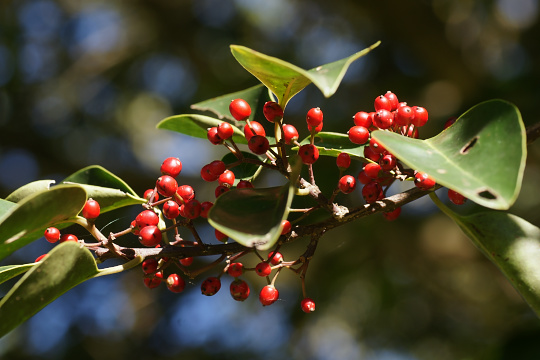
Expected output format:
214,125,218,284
191,84,269,123
208,156,302,250
0,242,99,338
298,132,368,159
0,199,16,218
5,180,55,203
157,114,248,144
0,263,36,285
430,193,540,317
0,184,87,261
372,100,525,210
221,152,263,183
230,42,380,107
63,166,145,212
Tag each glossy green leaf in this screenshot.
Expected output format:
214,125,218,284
191,84,269,123
431,193,540,317
0,263,36,285
372,100,525,210
221,152,263,183
298,132,368,159
230,42,380,107
0,242,99,338
5,180,55,203
157,114,248,144
0,199,16,218
0,184,87,261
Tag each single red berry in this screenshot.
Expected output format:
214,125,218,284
200,201,214,218
156,175,178,197
384,91,399,111
236,180,254,189
180,257,193,267
444,117,457,129
298,144,319,165
369,138,387,154
338,175,357,194
35,254,47,262
248,135,270,155
229,98,251,121
139,225,162,247
136,210,159,228
380,154,397,172
143,188,159,203
215,185,229,198
336,152,351,169
282,124,299,145
176,184,195,203
448,189,467,205
358,170,372,185
217,122,234,140
411,106,429,127
44,227,60,243
301,297,316,313
414,171,436,190
395,105,414,126
201,164,220,182
362,182,382,204
131,220,140,236
308,121,323,133
353,111,372,128
244,121,266,141
144,271,163,289
268,251,283,265
183,199,201,219
259,285,279,306
228,262,244,277
348,126,370,145
230,278,250,301
201,276,221,296
160,157,182,178
263,101,284,122
167,273,186,293
374,95,392,111
208,160,226,177
163,200,180,219
255,262,272,277
306,107,323,127
82,198,100,220
383,207,402,221
142,258,159,274
207,126,222,145
373,109,394,129
60,234,78,243
364,146,381,162
364,163,382,179
281,219,292,235
215,228,228,242
218,170,235,187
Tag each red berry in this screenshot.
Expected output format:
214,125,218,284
306,107,323,128
136,210,159,228
163,200,180,219
208,160,226,177
167,273,186,293
364,146,381,162
263,101,283,122
448,189,467,205
60,234,78,243
207,126,222,145
380,154,397,171
176,184,195,203
282,124,299,145
255,262,272,277
395,105,413,127
144,271,163,289
215,228,228,242
363,163,382,179
411,106,429,127
215,185,229,198
183,199,201,219
139,225,162,247
444,117,457,129
201,164,220,182
201,276,221,296
244,121,265,141
308,121,323,133
268,251,283,265
35,254,47,262
414,171,436,190
374,95,392,111
336,152,351,169
348,126,370,145
200,201,213,218
298,144,319,165
301,297,316,313
384,91,399,111
259,285,279,306
82,198,100,220
180,257,193,266
373,109,394,129
338,175,357,194
358,170,371,185
44,227,60,243
369,138,387,154
236,180,254,189
383,207,402,221
353,111,372,128
362,182,382,204
217,122,234,140
281,219,292,235
143,188,159,203
229,98,251,121
218,170,235,187
142,258,159,274
248,135,270,155
228,262,244,277
160,157,182,177
156,175,178,197
230,278,250,301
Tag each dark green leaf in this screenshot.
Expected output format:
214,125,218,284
5,180,55,203
372,100,525,210
0,263,36,285
298,132,368,159
230,42,380,107
0,184,87,261
221,152,263,183
0,242,99,338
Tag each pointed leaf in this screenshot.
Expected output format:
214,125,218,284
298,132,368,159
372,100,525,210
0,242,99,337
0,263,36,285
230,42,380,107
5,180,55,203
157,114,248,144
0,184,87,261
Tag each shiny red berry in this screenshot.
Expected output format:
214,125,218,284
139,225,162,247
160,157,182,177
259,285,279,306
301,297,316,313
200,201,213,218
60,234,78,243
306,107,323,128
167,273,186,293
163,200,180,219
380,154,397,171
336,152,351,169
383,207,402,221
338,175,356,194
369,138,387,154
201,276,221,296
411,106,429,127
384,91,399,111
144,271,163,289
358,170,371,185
82,198,100,219
448,189,467,205
395,105,414,126
142,258,159,274
307,121,323,133
208,160,226,177
373,109,393,129
414,171,436,190
363,163,382,179
218,170,235,187
364,146,381,162
255,262,272,277
248,135,270,155
44,227,60,243
207,126,222,145
228,262,244,277
230,278,250,301
217,122,234,140
268,251,283,265
180,257,193,266
143,188,159,203
229,98,251,121
282,124,299,145
348,125,370,145
182,199,201,219
374,95,392,111
156,175,178,197
201,164,220,182
236,180,254,189
353,111,372,128
298,144,319,164
136,210,159,228
176,184,195,203
244,121,265,141
263,101,283,122
362,182,382,204
215,185,229,198
281,219,292,235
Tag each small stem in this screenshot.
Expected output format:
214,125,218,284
95,256,144,277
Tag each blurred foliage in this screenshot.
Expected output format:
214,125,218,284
1,0,540,359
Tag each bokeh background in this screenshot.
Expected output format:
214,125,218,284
1,0,540,359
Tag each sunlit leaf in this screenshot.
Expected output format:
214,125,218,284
0,263,36,285
298,132,368,159
5,180,55,203
372,100,525,210
0,199,16,218
0,242,99,338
